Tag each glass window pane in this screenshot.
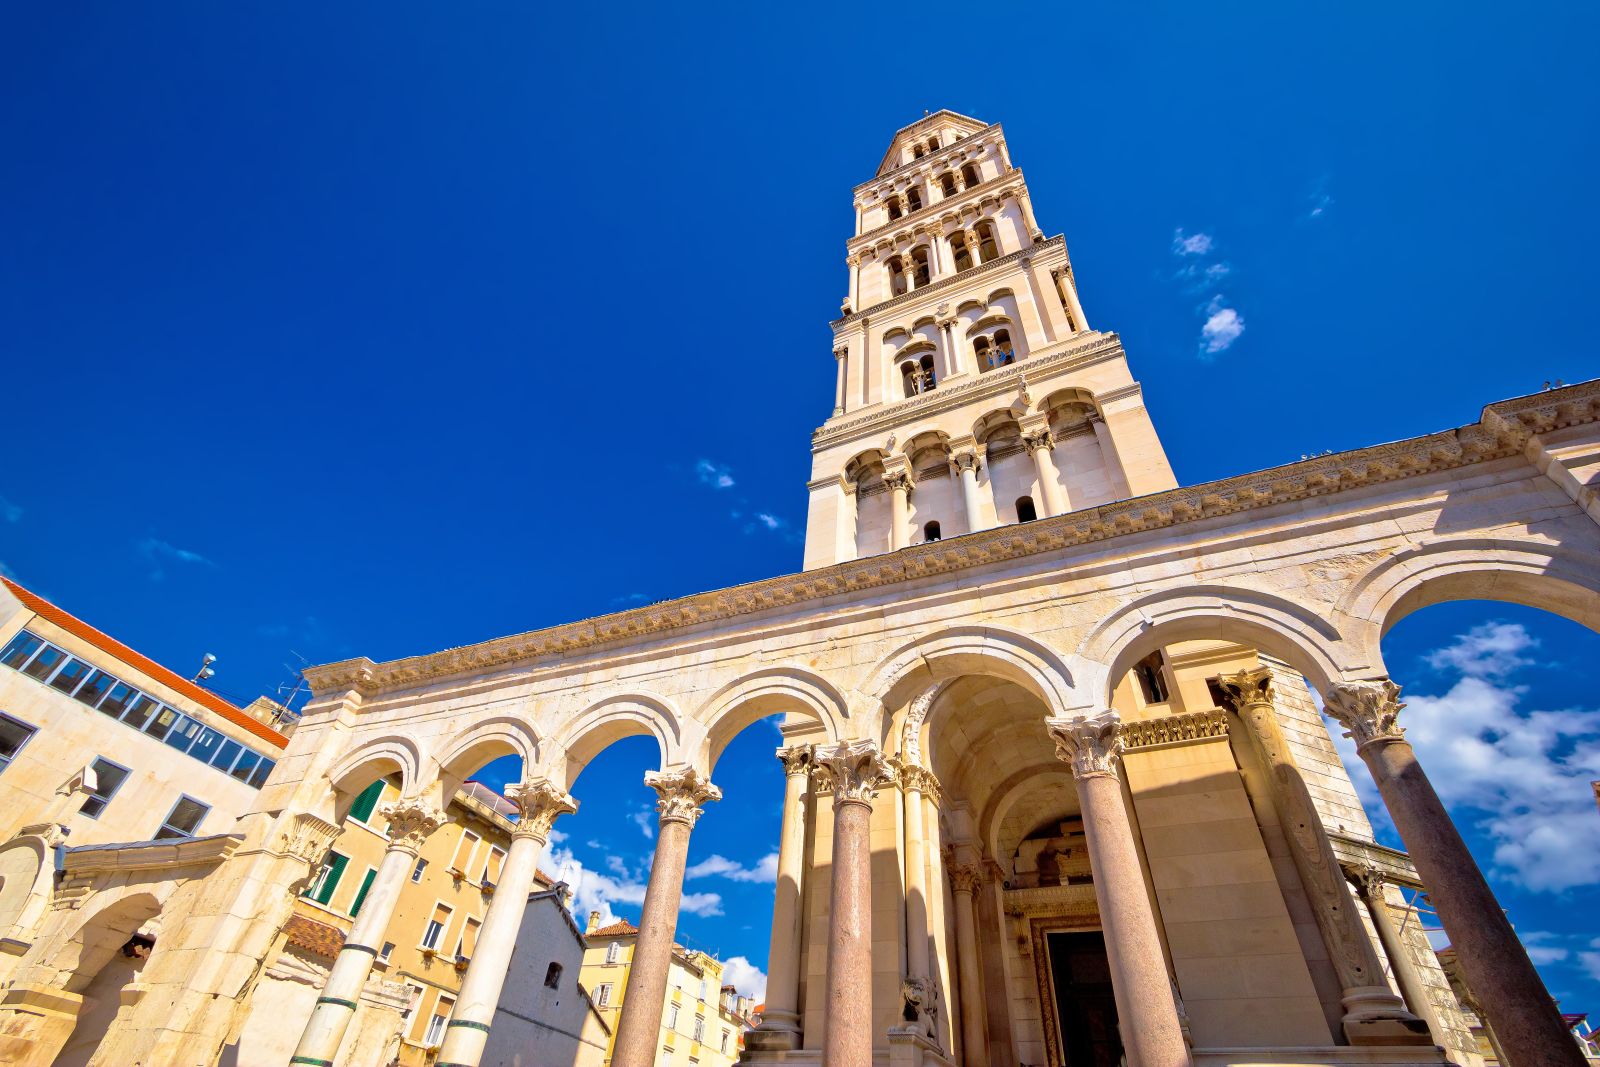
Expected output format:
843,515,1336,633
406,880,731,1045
0,632,41,668
80,758,130,819
0,714,39,771
74,670,118,708
125,695,161,732
22,644,66,680
100,682,137,719
158,711,197,749
211,738,241,773
187,725,222,764
230,748,260,783
47,658,94,694
249,758,276,788
158,795,209,838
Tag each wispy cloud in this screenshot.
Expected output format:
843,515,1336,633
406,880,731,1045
609,592,653,608
138,537,217,582
1306,176,1333,220
1170,230,1245,359
630,807,656,840
1172,229,1214,256
0,495,20,523
0,561,14,580
1200,297,1246,356
685,852,779,884
696,459,736,489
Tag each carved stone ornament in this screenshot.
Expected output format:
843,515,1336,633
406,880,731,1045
1215,665,1275,710
1021,428,1055,454
1347,861,1388,899
813,739,895,808
379,798,446,854
776,744,813,776
279,811,341,867
884,470,914,493
644,767,722,827
508,779,578,842
901,976,940,1036
900,684,942,766
1324,679,1407,749
950,449,980,475
899,763,941,799
948,863,983,895
1046,711,1125,781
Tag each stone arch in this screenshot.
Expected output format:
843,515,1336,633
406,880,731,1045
860,624,1078,747
547,692,682,789
0,836,52,940
54,890,164,995
1076,585,1351,708
322,734,425,819
693,666,850,774
978,763,1084,878
1335,536,1600,671
435,714,541,788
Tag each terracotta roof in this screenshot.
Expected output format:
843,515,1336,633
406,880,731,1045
590,920,639,937
1,576,288,750
283,914,345,959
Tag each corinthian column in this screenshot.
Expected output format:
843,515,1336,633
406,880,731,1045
611,768,722,1067
951,448,986,533
434,780,576,1067
1022,427,1069,517
290,797,445,1067
748,746,812,1050
948,863,988,1066
1344,864,1446,1047
886,470,913,549
1325,680,1584,1067
833,347,848,416
814,740,895,1067
1215,668,1428,1046
1046,712,1188,1067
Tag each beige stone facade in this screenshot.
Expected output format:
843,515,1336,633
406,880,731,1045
0,111,1595,1067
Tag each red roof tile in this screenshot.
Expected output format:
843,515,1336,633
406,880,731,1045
283,914,345,959
2,576,288,749
591,920,639,937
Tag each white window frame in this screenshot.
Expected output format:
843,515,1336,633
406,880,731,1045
667,1002,680,1030
595,982,613,1007
420,900,454,952
411,857,428,883
605,940,621,964
423,993,454,1047
481,844,506,885
377,941,395,965
455,915,481,962
449,829,482,879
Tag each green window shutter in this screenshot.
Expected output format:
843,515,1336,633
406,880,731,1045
349,779,385,823
314,853,349,905
349,868,378,917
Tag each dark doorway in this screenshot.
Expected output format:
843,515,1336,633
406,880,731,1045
1047,930,1121,1067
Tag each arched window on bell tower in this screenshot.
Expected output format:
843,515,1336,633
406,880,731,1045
901,353,936,397
906,187,923,212
911,247,931,288
939,173,958,197
961,163,981,188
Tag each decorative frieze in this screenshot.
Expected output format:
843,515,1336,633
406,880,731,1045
1120,708,1229,750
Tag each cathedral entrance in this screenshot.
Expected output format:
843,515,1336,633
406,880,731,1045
1044,930,1120,1067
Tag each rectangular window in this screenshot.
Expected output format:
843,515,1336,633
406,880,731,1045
411,858,428,883
163,714,203,754
124,695,161,732
348,779,385,824
155,794,210,839
80,757,131,818
230,747,261,783
483,845,505,885
595,983,613,1007
0,631,42,669
97,681,138,719
424,995,454,1046
722,1030,731,1052
450,830,481,876
667,1003,680,1029
22,643,66,681
73,669,118,708
210,738,242,774
348,867,378,917
305,851,349,906
378,941,395,964
694,1015,705,1042
47,657,93,695
422,903,452,950
457,916,481,959
249,758,275,788
0,713,39,774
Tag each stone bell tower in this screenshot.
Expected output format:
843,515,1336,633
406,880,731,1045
802,110,1178,571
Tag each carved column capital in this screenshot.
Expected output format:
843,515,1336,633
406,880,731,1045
1215,665,1276,710
899,764,940,798
833,346,848,361
1345,861,1388,899
884,469,914,493
508,778,578,842
380,798,446,855
1325,679,1408,750
948,863,983,895
644,767,722,827
776,744,814,777
950,448,980,475
1022,428,1056,454
1047,711,1125,781
813,740,895,809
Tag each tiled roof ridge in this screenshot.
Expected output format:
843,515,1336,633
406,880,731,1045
1,576,289,749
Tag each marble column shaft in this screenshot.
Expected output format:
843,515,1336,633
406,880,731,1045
902,769,931,983
887,471,912,549
1347,867,1446,1047
434,781,576,1067
611,769,721,1067
815,741,893,1067
1325,681,1586,1067
833,349,848,415
1048,712,1189,1067
1024,430,1069,517
949,865,988,1067
290,798,444,1067
954,453,984,533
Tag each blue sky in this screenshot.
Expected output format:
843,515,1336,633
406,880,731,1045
2,2,1596,1011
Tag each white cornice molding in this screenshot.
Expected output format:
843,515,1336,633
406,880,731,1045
298,381,1600,700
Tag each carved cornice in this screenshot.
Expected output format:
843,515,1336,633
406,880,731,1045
814,331,1122,448
299,380,1600,700
1324,679,1408,751
1121,708,1230,750
831,236,1067,330
1047,711,1125,781
645,767,722,827
507,779,578,842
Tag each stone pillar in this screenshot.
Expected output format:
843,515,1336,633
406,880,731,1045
1324,680,1585,1067
886,470,913,549
833,347,848,416
1215,668,1428,1046
1022,428,1069,517
611,768,721,1067
964,227,982,264
935,316,959,382
1090,415,1132,500
949,864,988,1066
434,780,576,1067
900,765,939,1043
952,449,985,533
748,746,812,1049
813,740,894,1067
1345,864,1447,1047
1060,261,1089,332
290,798,444,1067
1046,712,1188,1067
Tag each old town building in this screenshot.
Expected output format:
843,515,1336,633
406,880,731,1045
0,111,1597,1067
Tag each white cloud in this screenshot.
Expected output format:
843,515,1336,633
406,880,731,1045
679,892,725,917
1172,229,1214,256
696,460,736,489
0,561,13,580
685,852,779,884
1328,623,1600,893
1520,931,1570,966
720,956,768,1002
755,513,781,531
139,536,216,581
630,808,656,840
0,495,20,523
547,827,568,845
1200,297,1245,355
545,846,647,930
